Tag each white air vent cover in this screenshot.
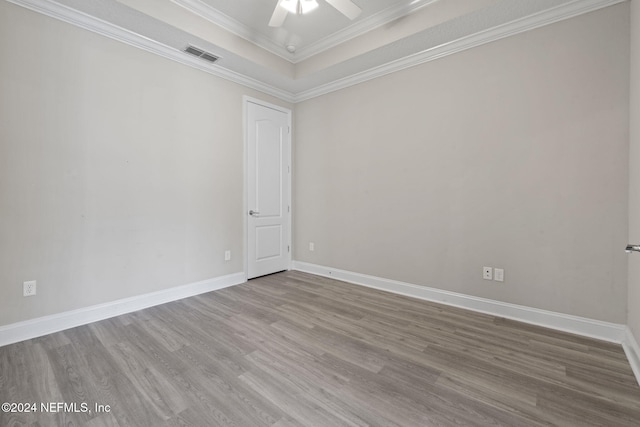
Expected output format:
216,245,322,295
183,45,219,63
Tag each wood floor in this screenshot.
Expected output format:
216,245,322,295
1,271,640,426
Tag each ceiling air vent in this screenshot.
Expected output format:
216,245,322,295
200,52,219,63
183,45,219,64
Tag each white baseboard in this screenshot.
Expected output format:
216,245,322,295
0,272,246,347
291,261,627,344
623,327,640,386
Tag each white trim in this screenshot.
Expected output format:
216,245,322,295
292,261,627,344
243,95,293,115
293,0,438,62
0,272,245,347
5,0,625,103
5,0,296,103
293,0,627,102
171,0,293,62
623,327,640,386
171,0,437,63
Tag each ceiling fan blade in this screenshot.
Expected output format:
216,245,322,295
269,1,288,27
325,0,361,20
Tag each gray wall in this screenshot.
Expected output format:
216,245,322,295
0,1,633,329
629,0,640,342
294,4,630,323
0,1,290,326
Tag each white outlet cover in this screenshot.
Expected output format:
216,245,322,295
483,267,493,280
23,280,37,297
494,268,504,282
309,242,315,251
224,250,231,261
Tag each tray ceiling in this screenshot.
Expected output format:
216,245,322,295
6,0,624,102
171,0,439,61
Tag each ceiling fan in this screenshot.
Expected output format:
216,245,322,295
269,0,362,27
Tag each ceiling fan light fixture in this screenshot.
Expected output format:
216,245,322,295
280,0,318,15
300,0,319,14
271,0,358,27
281,0,299,14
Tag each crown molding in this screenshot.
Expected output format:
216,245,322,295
294,0,627,102
4,0,627,104
5,0,296,103
293,0,438,62
171,0,437,64
171,0,294,62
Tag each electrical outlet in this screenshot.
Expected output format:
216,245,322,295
494,268,504,282
23,280,36,297
224,250,231,261
309,242,315,251
483,267,493,280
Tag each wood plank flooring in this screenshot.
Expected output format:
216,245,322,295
1,270,640,426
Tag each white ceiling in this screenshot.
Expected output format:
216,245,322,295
172,0,439,61
8,0,624,102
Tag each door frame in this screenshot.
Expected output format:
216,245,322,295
243,96,292,281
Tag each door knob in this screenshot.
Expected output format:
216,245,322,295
626,244,640,253
249,210,260,216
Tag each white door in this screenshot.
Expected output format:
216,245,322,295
246,100,291,279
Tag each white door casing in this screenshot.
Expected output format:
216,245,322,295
245,98,291,279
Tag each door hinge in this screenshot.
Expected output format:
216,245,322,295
288,205,290,213
288,245,290,252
